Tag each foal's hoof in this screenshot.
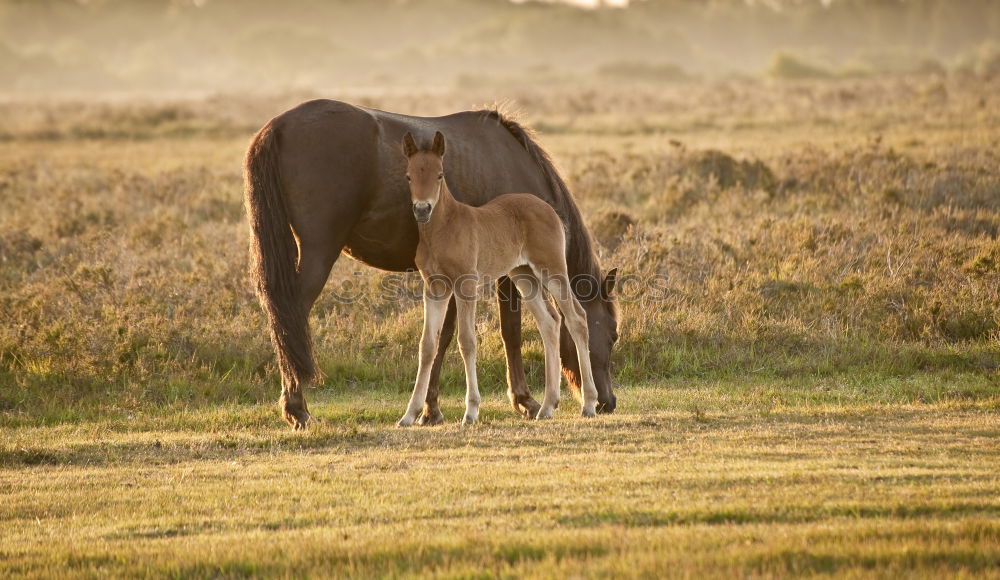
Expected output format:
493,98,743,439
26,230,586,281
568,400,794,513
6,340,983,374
462,414,478,426
417,407,445,426
280,392,311,431
580,406,597,418
397,415,416,428
535,407,555,420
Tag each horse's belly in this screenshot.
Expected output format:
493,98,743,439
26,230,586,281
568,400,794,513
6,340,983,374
343,211,418,272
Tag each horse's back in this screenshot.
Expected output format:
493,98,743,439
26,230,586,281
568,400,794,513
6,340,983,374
262,100,384,263
268,99,380,181
271,101,551,212
262,100,560,272
363,108,552,204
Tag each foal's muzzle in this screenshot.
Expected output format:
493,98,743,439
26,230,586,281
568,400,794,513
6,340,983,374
413,202,432,223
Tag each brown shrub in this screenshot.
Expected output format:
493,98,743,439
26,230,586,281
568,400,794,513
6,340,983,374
590,210,637,251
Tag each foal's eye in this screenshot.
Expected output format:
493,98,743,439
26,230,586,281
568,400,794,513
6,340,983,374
437,173,444,180
405,175,411,182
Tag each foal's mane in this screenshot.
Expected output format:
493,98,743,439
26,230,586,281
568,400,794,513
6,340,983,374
482,106,604,291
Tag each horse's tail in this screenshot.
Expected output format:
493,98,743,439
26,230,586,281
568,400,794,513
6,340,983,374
243,121,317,391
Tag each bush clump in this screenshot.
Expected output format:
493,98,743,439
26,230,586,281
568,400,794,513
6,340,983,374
596,61,689,83
685,150,777,194
590,210,637,251
766,51,832,80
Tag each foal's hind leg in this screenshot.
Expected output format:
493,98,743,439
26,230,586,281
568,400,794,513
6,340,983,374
540,273,600,418
497,276,542,419
511,271,562,420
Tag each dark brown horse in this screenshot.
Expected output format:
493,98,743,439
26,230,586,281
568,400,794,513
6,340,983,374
244,100,619,429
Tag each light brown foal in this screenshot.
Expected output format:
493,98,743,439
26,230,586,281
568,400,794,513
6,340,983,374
397,131,600,426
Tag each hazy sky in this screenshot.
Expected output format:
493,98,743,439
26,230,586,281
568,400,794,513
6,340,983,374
515,0,631,7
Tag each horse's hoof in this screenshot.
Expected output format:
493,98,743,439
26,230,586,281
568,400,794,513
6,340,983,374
280,392,310,430
282,407,310,430
515,397,542,420
462,414,478,426
580,406,597,418
284,412,310,430
597,394,617,414
417,408,445,426
397,415,416,428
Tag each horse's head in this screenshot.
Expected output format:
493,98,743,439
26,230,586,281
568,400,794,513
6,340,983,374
590,268,620,413
402,131,446,224
564,268,619,413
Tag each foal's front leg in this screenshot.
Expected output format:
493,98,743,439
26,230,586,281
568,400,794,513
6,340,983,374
455,297,481,425
419,297,456,426
398,293,452,427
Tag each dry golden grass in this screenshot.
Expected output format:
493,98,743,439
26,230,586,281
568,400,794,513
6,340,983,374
2,392,998,577
2,77,997,418
1,76,999,576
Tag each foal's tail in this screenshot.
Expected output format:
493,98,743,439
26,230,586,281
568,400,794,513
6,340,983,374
243,122,317,391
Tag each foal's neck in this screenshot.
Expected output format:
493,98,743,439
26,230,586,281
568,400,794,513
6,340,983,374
420,181,464,235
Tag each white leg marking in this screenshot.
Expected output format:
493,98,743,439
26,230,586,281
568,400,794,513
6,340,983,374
545,275,599,418
512,272,561,420
456,297,480,425
399,292,452,427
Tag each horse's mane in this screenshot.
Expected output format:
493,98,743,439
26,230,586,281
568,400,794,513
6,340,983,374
483,106,604,290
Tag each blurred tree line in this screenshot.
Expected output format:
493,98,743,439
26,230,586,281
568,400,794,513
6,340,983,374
0,0,998,92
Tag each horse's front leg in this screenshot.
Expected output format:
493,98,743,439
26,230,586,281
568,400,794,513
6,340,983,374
455,296,481,425
496,275,542,419
398,292,452,427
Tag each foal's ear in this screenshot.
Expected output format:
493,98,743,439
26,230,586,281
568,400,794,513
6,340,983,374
601,268,618,299
431,131,446,157
402,132,419,158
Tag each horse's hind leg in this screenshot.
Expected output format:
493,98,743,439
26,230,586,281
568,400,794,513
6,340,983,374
268,102,373,429
540,273,600,418
497,276,542,419
510,271,562,420
418,297,456,426
277,238,346,429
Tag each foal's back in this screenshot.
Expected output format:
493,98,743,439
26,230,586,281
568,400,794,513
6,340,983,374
471,193,567,277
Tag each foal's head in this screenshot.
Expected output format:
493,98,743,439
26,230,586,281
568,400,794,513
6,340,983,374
402,131,446,224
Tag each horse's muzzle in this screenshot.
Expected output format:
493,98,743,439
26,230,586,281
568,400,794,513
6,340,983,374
597,393,617,414
413,202,432,223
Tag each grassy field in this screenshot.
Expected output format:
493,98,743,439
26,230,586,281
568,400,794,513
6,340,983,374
2,388,999,577
1,76,999,576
